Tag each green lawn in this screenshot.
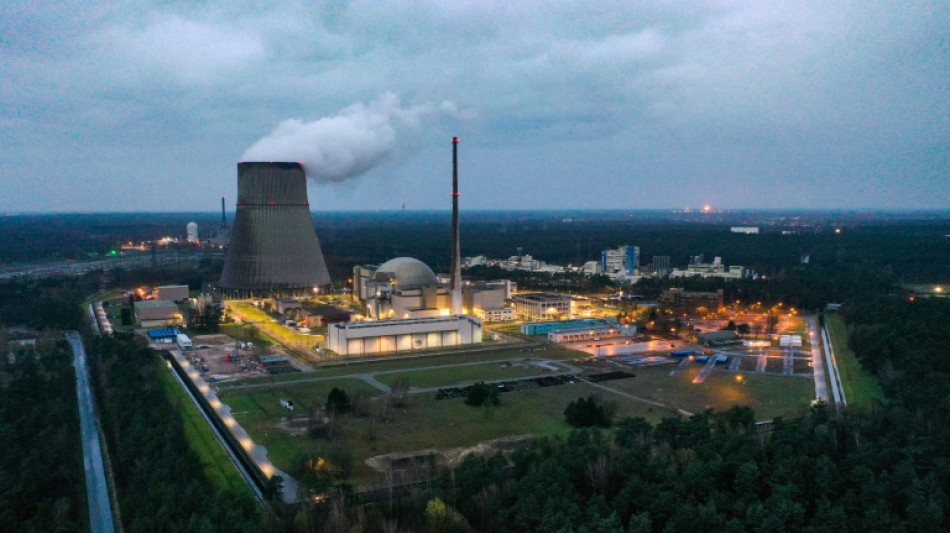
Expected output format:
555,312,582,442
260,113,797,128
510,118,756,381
598,364,814,421
222,378,665,485
825,314,886,407
159,364,254,497
375,361,571,388
216,344,582,390
218,378,379,472
215,346,815,487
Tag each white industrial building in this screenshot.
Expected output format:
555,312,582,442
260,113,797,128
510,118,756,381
670,256,745,279
354,257,510,320
512,293,573,320
600,245,639,278
327,315,483,356
731,226,760,234
154,285,190,302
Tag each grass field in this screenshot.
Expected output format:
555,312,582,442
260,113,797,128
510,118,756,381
221,378,664,484
215,344,582,390
158,362,254,497
598,363,814,421
374,360,572,388
825,314,886,407
217,343,815,486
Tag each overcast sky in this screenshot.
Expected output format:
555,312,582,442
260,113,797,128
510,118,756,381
2,1,948,213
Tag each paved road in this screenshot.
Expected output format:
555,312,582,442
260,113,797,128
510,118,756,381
756,349,768,373
807,316,829,402
728,355,742,371
783,347,794,376
68,331,116,533
821,322,846,406
669,358,690,376
692,356,718,384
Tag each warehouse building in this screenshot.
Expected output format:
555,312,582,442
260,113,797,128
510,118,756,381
326,315,482,356
133,300,183,328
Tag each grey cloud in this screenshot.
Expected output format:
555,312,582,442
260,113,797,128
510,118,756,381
0,0,946,212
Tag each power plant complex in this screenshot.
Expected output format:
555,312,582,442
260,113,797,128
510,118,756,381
218,162,331,298
218,140,484,357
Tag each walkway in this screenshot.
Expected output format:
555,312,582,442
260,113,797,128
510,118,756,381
67,331,116,533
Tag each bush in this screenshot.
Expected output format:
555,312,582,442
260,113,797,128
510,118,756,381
326,387,351,414
465,382,499,407
564,396,613,428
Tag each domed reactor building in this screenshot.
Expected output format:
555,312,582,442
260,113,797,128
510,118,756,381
218,162,331,298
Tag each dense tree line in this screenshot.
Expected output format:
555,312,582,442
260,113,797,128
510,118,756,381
0,339,84,532
0,277,95,331
90,333,261,532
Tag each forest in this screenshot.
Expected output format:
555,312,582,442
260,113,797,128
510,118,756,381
1,212,949,530
89,333,263,532
0,337,84,532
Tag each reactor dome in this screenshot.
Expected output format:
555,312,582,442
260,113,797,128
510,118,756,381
376,257,438,290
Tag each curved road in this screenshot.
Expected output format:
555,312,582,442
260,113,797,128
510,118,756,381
68,331,116,533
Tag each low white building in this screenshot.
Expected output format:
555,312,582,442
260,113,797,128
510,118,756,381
327,315,483,356
476,307,515,322
731,226,760,234
154,285,189,302
512,293,572,320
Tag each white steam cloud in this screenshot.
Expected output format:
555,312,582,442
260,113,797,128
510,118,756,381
242,92,448,183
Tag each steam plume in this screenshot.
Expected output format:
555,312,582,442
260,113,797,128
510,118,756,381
242,92,440,183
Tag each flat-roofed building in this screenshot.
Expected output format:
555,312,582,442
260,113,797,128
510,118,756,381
155,285,189,302
326,315,482,356
658,288,725,315
512,292,572,320
300,304,351,328
133,300,182,328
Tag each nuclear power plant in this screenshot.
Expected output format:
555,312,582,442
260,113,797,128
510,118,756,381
329,137,484,356
218,162,331,298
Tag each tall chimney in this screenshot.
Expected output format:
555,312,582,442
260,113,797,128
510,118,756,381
220,196,227,228
450,137,463,315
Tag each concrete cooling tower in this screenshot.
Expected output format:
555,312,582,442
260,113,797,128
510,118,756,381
219,162,331,298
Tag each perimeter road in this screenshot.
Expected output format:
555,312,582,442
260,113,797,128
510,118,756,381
807,315,830,404
68,331,116,533
821,321,846,406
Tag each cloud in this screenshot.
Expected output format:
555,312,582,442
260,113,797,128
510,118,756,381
242,92,449,184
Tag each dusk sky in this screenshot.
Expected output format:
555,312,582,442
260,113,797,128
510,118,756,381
2,1,948,213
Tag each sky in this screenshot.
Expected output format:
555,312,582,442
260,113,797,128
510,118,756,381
1,1,948,213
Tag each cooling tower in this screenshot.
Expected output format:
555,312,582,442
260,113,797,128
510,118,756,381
219,162,331,298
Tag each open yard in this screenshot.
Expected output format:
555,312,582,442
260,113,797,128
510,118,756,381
216,342,815,486
581,362,814,421
220,378,662,485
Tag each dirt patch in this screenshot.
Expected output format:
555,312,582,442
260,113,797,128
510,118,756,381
273,413,324,436
365,434,534,476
